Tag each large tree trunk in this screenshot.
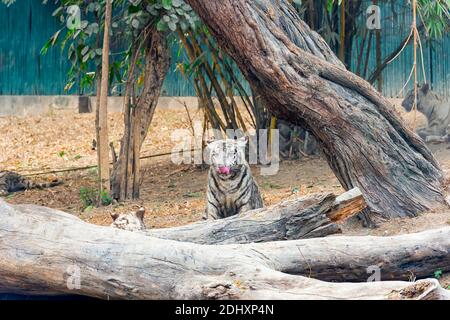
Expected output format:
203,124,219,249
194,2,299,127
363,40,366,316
111,29,170,200
185,0,446,220
0,199,449,299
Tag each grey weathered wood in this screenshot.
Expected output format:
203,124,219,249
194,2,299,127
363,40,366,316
142,188,365,244
0,199,449,299
185,0,446,220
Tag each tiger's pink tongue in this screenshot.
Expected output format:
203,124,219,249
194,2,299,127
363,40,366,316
218,166,231,175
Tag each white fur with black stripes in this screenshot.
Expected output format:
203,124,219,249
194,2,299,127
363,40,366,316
204,137,263,220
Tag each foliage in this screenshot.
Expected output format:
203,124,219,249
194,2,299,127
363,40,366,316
39,0,254,134
100,189,113,206
39,0,200,94
434,269,443,279
80,186,113,208
1,0,14,6
417,0,450,38
79,186,97,208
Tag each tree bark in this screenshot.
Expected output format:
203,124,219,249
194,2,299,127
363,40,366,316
111,29,170,200
0,199,449,299
97,0,112,196
114,188,366,244
185,0,446,219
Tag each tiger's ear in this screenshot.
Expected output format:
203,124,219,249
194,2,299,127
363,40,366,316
421,83,430,94
135,207,145,222
237,136,248,148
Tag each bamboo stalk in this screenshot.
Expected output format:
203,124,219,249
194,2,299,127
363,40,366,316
177,29,227,131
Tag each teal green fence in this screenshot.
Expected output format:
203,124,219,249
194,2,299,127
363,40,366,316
0,0,449,97
350,0,450,97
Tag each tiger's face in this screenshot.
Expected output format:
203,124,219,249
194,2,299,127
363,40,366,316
207,138,248,177
111,208,146,232
402,83,430,112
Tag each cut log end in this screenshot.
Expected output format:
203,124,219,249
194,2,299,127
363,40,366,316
388,279,450,300
327,187,366,222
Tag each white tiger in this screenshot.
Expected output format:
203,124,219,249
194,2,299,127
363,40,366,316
402,84,450,140
204,137,264,220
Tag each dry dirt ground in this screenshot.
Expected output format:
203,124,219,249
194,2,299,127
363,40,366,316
1,100,449,288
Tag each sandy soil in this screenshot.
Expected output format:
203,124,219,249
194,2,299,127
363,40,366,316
1,101,449,289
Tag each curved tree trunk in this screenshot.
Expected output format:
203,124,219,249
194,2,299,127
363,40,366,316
111,29,171,200
185,0,446,219
1,200,449,299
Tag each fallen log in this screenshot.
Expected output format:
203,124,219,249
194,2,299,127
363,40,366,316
0,199,449,299
112,188,365,244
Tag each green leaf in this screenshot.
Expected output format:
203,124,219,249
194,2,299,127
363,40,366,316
40,38,52,55
52,6,63,17
86,22,99,35
162,0,172,10
83,205,94,213
131,18,140,29
82,53,90,63
179,21,188,31
168,21,177,31
68,44,77,64
73,29,81,39
40,29,61,55
146,4,159,16
157,20,168,32
64,81,75,92
172,0,182,7
81,46,89,56
434,269,443,279
185,51,206,75
80,20,88,29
